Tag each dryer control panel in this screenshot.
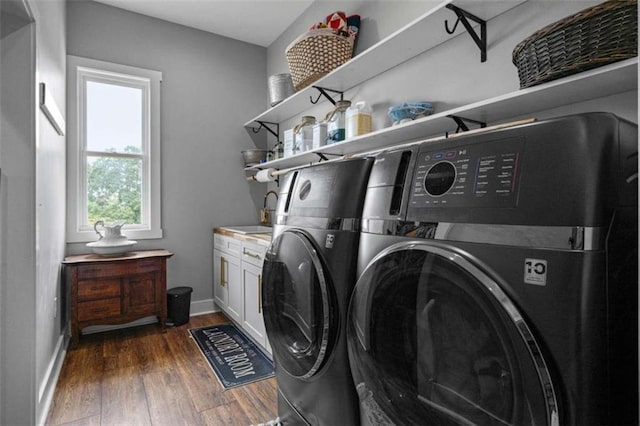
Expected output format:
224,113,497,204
410,137,524,209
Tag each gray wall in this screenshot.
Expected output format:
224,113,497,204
267,1,636,139
1,0,67,424
65,0,269,312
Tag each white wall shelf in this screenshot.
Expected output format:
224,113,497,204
244,0,525,128
246,58,638,171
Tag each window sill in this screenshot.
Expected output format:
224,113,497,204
66,228,163,244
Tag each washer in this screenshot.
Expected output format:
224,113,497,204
347,113,638,426
262,157,373,425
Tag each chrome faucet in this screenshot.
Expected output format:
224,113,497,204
261,190,279,225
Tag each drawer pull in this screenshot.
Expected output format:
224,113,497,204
220,256,227,286
243,249,262,260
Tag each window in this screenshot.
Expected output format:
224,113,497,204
67,56,162,242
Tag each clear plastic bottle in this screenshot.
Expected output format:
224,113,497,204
346,101,372,139
293,116,316,152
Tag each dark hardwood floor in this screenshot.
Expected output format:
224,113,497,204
46,312,278,426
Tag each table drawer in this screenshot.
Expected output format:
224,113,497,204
78,298,121,321
78,279,121,301
77,259,160,279
77,264,119,279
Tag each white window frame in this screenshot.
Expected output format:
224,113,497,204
66,55,162,243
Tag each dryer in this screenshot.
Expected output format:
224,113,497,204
347,113,638,425
262,157,373,425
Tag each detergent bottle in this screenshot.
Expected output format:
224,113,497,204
346,101,372,139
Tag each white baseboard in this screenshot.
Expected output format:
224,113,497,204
190,298,218,316
37,333,68,426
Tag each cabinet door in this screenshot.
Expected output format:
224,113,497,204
226,254,242,323
214,248,242,322
242,261,267,347
124,272,160,316
213,248,228,310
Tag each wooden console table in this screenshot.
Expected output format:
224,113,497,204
63,249,174,348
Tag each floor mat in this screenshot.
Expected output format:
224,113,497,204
189,323,274,389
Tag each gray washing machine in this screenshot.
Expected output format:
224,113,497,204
262,157,373,425
348,113,638,425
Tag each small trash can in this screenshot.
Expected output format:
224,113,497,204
167,286,193,326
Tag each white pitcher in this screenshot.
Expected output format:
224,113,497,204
94,220,128,242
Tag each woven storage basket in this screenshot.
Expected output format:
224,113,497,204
512,0,637,89
286,28,354,91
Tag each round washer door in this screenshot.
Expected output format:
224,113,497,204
348,242,559,426
262,229,338,380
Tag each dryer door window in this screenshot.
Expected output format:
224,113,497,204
348,243,559,426
262,230,337,380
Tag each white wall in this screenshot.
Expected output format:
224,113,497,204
65,1,269,313
1,0,67,424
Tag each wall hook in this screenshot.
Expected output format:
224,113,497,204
444,4,487,63
444,16,461,34
310,86,344,106
309,92,324,105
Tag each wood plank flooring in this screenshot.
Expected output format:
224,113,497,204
46,312,278,426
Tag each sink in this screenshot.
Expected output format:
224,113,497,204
223,225,272,234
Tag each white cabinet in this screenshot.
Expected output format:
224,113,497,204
241,242,269,349
214,231,271,353
213,234,242,323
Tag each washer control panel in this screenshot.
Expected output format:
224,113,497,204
410,137,524,209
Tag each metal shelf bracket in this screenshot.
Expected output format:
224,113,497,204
310,86,344,105
252,121,279,139
447,114,486,134
315,152,342,162
445,4,487,63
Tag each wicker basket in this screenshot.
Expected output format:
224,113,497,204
512,0,637,89
286,28,354,91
